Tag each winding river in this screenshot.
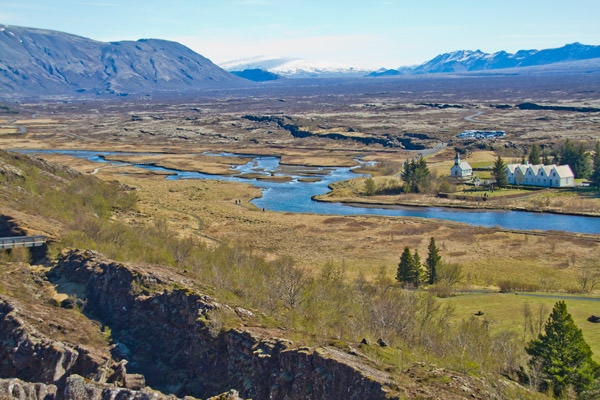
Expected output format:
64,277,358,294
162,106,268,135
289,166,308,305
17,150,600,235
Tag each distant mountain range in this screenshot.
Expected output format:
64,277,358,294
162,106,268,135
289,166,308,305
369,42,600,76
0,24,241,95
1,24,599,95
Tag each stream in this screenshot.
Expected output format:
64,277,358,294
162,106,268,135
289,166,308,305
17,149,600,235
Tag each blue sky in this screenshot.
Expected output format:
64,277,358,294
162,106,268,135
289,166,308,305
1,0,599,68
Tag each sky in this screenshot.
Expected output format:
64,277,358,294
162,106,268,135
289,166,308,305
1,0,599,69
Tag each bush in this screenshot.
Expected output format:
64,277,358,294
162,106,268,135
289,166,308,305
497,280,541,293
428,283,453,298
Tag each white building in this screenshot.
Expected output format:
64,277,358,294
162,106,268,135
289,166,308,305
450,154,472,177
505,162,575,187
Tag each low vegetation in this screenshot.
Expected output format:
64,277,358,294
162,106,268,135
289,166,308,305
3,150,600,398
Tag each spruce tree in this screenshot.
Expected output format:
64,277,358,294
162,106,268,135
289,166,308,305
529,144,541,165
492,155,507,188
591,141,600,190
560,139,591,178
396,247,415,286
413,250,422,287
426,237,441,285
542,150,550,165
526,301,599,396
401,157,431,193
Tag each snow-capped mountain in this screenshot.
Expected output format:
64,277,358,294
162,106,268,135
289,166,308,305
371,43,600,76
221,56,371,78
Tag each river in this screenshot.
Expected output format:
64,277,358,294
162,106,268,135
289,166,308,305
17,150,600,235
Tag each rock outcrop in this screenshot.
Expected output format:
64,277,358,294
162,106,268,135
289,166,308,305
0,377,57,400
50,250,400,400
0,376,243,400
0,298,115,386
1,249,528,400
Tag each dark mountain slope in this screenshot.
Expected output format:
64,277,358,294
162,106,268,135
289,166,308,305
0,24,242,95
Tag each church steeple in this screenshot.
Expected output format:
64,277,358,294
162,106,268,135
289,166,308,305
455,153,460,165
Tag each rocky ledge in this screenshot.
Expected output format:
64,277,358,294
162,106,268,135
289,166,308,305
1,250,519,399
46,250,398,400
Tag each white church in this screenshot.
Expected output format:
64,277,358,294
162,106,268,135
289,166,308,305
450,153,473,177
505,162,575,187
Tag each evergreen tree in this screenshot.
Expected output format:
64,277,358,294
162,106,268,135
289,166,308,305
542,150,550,166
529,144,541,165
413,249,422,287
401,157,431,193
426,237,441,285
591,141,600,190
560,139,592,178
492,155,507,188
526,301,599,396
396,247,416,286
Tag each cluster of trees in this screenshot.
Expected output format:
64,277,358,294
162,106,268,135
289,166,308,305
363,157,439,195
401,157,431,193
527,140,600,182
558,139,593,179
528,144,554,166
396,238,441,287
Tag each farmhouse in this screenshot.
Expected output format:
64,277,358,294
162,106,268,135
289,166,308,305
450,154,472,177
505,162,575,187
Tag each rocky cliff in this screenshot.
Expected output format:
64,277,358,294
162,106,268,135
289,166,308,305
49,250,398,400
0,250,529,400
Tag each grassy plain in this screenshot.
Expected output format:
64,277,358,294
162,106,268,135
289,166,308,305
1,84,599,374
443,293,600,361
86,170,597,295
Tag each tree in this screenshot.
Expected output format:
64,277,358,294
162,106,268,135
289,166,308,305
529,144,541,165
413,250,423,287
492,155,507,188
526,301,599,396
426,237,441,285
401,157,431,193
397,247,417,286
542,150,551,166
591,141,600,190
364,177,376,196
560,139,592,179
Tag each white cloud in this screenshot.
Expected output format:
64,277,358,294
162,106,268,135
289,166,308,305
174,33,406,69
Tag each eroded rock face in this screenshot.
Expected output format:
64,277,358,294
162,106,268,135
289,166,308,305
0,375,229,400
63,375,193,400
0,299,113,386
0,377,57,400
51,250,398,400
0,249,520,400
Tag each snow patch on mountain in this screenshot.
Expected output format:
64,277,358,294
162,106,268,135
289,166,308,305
221,56,371,78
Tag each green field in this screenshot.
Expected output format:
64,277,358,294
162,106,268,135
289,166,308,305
442,293,600,361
